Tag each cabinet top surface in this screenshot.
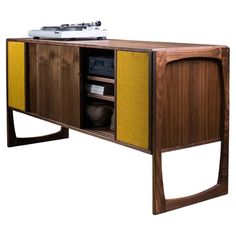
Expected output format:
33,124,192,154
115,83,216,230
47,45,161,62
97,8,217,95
7,38,225,51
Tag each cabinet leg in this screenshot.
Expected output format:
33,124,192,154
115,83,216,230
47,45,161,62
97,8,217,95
7,109,69,147
153,151,166,214
153,136,229,215
152,50,167,214
217,47,229,191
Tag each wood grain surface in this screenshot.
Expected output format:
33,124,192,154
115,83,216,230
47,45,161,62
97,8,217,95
29,43,81,127
161,58,221,149
8,38,224,51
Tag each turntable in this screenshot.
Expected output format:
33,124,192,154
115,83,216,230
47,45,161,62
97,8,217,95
28,21,108,40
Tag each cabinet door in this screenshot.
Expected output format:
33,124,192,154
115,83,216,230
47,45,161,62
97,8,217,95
29,44,80,128
117,51,150,150
7,41,26,111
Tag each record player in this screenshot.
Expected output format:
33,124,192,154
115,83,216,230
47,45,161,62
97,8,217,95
28,21,108,40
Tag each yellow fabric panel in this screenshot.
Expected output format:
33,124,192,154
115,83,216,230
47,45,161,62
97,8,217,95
117,51,149,149
8,41,25,111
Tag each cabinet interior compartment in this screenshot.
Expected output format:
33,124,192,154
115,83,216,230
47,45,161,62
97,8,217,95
80,47,115,139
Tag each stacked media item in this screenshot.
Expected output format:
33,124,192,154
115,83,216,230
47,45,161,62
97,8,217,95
86,84,114,96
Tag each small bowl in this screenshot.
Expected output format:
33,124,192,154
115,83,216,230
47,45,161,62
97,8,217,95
86,103,112,127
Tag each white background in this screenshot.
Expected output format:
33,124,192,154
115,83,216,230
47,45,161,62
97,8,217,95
0,0,235,235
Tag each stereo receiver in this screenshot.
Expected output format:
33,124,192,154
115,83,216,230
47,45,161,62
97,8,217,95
88,56,114,77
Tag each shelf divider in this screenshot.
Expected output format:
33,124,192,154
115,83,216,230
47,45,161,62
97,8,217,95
87,75,115,84
87,92,115,102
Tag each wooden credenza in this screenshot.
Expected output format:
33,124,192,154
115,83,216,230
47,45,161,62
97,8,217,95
6,38,229,214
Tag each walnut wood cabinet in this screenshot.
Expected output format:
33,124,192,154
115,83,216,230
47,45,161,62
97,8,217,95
6,38,229,214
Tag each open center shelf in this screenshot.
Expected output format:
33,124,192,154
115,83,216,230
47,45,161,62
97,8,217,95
81,48,115,139
87,75,115,84
87,92,115,102
84,127,115,139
